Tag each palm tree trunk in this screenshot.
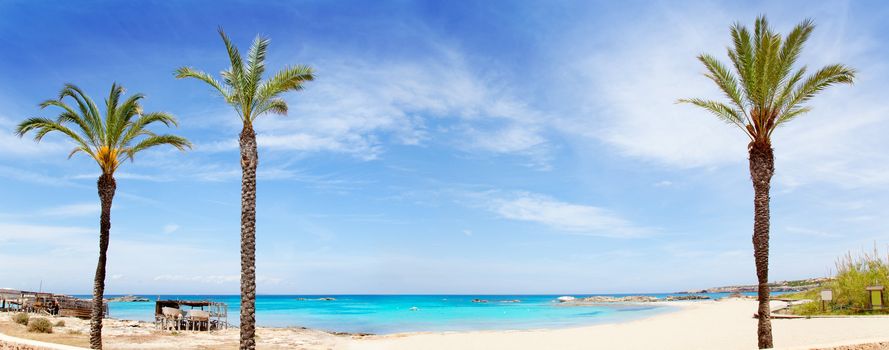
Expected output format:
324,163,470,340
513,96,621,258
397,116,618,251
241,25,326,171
239,125,258,350
749,143,774,349
90,173,116,350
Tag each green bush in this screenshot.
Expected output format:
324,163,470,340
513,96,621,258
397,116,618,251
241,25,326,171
27,317,53,333
791,247,889,315
12,312,29,325
54,320,65,327
832,249,889,310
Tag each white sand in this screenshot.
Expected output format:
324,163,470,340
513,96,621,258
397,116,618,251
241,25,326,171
348,299,889,350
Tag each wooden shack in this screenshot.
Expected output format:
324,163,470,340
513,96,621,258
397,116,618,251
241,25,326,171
0,288,103,318
0,289,23,312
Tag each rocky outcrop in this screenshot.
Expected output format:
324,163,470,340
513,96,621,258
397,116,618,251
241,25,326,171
556,295,711,304
557,296,658,304
676,277,831,294
664,295,710,301
107,295,149,302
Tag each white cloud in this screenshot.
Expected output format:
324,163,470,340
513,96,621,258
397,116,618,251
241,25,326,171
162,224,180,234
39,203,100,217
564,3,889,190
153,274,283,285
197,46,551,166
0,223,93,243
153,274,239,284
784,226,842,238
482,191,650,238
563,6,746,168
0,116,70,158
0,165,79,187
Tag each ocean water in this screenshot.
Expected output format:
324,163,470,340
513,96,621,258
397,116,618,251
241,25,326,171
82,293,762,334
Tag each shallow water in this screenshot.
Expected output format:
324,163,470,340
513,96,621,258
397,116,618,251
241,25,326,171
90,293,756,334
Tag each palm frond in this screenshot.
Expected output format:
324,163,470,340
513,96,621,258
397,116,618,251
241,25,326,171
41,99,99,146
16,117,95,158
175,67,231,99
784,64,855,112
256,98,288,116
119,112,178,147
245,35,270,99
180,29,314,124
60,84,105,144
677,98,748,134
698,54,748,121
122,134,192,162
108,91,146,147
218,28,247,107
776,19,814,85
728,23,755,102
683,16,855,144
19,84,190,174
774,106,812,127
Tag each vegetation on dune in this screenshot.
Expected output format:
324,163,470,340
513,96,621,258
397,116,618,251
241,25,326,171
27,317,53,333
789,248,889,316
16,84,191,349
679,15,855,349
12,312,30,325
176,28,314,350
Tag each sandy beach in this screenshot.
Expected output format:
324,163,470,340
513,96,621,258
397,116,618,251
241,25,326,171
3,298,889,349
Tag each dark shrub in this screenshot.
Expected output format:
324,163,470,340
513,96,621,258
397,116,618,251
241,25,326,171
12,312,29,325
27,317,53,333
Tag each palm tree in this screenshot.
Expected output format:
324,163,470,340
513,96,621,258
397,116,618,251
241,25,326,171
175,29,314,350
16,83,191,349
679,16,855,348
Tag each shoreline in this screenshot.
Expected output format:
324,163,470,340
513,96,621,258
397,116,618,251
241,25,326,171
4,298,889,349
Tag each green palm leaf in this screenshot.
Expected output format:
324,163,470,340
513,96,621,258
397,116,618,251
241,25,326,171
679,16,855,146
176,28,314,125
16,83,191,174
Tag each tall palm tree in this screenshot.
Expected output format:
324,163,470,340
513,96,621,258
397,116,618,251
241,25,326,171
175,29,314,350
16,83,191,349
679,16,855,348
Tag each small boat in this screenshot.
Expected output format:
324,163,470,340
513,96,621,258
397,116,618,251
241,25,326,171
556,296,576,303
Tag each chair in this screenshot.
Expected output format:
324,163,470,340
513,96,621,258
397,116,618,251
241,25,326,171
161,307,183,330
186,310,210,331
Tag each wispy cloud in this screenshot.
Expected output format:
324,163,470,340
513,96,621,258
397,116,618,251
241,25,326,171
0,165,80,187
0,223,93,243
0,116,69,158
38,202,100,217
162,224,180,234
562,3,889,191
153,274,282,285
480,191,651,238
193,46,552,167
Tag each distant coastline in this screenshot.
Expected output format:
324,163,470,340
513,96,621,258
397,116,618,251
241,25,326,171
676,277,829,294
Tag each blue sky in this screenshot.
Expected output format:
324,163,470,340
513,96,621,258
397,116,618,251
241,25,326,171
1,0,888,294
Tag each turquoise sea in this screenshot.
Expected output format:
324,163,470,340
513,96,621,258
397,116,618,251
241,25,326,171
87,293,757,334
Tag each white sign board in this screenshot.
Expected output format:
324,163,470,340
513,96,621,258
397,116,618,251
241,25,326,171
821,290,833,301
